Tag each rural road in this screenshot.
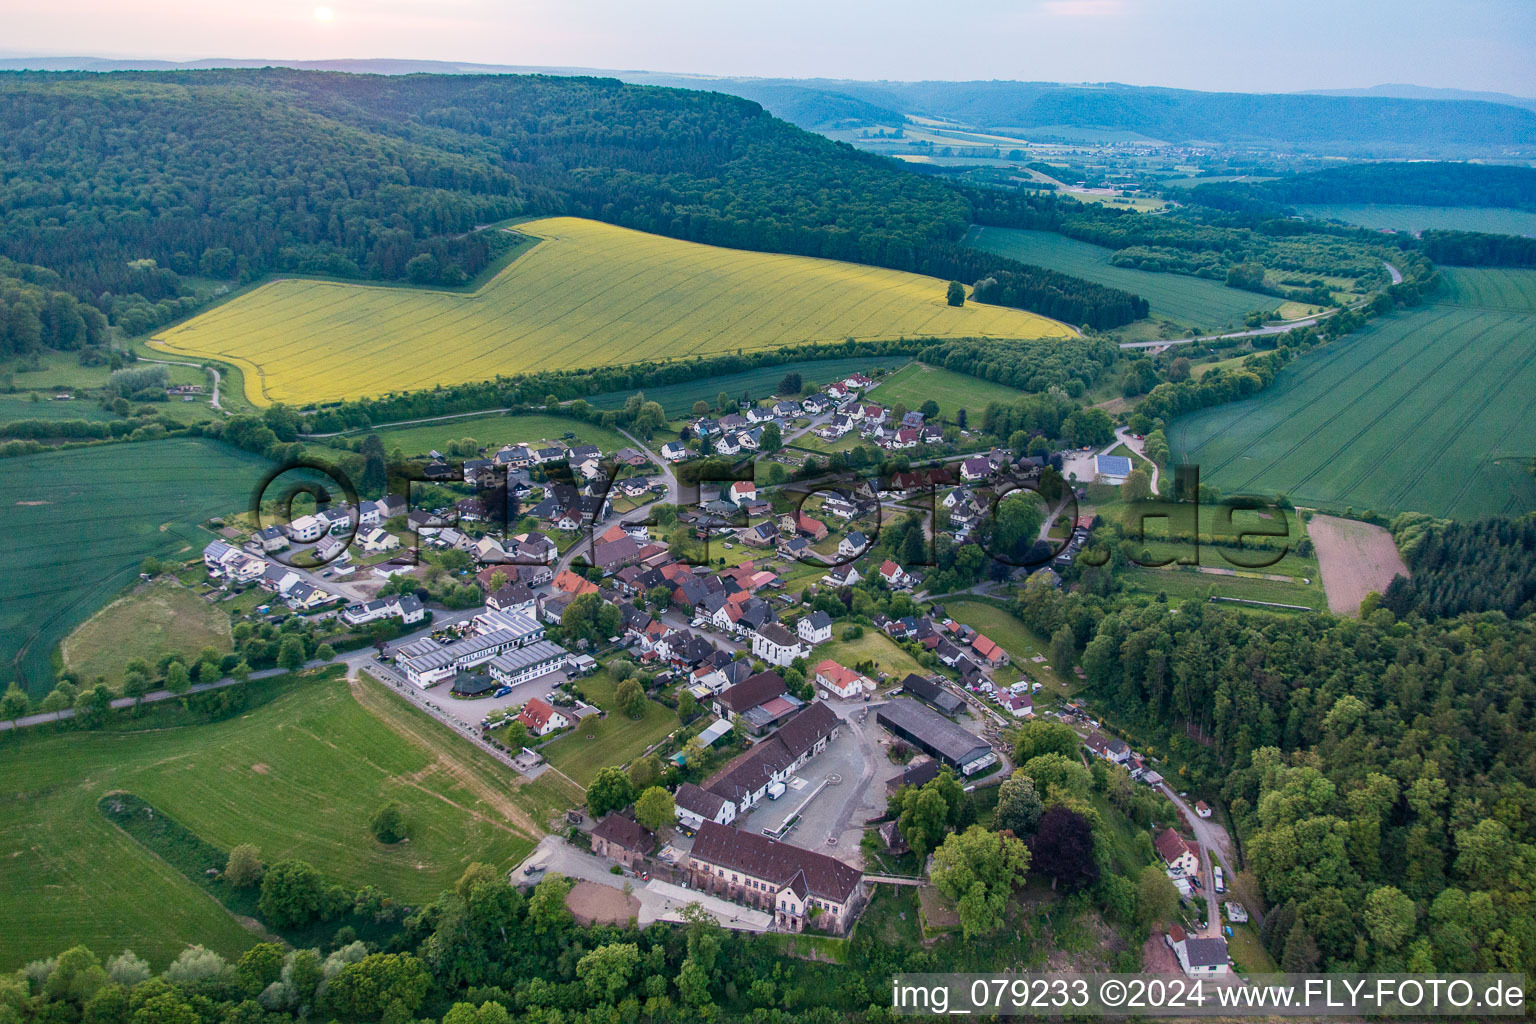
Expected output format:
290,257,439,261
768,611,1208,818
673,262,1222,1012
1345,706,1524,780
0,608,480,733
140,357,223,411
1120,264,1401,352
1118,313,1333,350
1159,783,1245,936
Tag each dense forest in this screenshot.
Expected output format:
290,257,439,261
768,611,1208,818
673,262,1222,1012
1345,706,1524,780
0,257,110,358
1248,162,1536,212
1381,516,1536,620
0,70,1147,339
1008,579,1536,977
1420,230,1536,267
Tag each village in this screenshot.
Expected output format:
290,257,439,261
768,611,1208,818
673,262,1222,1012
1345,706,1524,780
194,369,1241,976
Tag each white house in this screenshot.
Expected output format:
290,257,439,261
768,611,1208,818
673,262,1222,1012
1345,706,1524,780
751,622,810,667
1155,828,1200,877
878,559,915,590
359,527,400,553
836,531,868,559
1167,925,1229,977
517,696,570,736
797,610,833,646
996,691,1033,718
341,594,425,627
728,480,757,505
814,659,871,699
674,782,737,829
285,515,324,543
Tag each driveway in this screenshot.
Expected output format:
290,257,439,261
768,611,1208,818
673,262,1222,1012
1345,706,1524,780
1160,783,1238,936
418,668,577,730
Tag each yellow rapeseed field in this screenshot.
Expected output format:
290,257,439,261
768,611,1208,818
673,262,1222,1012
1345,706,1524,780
150,216,1074,406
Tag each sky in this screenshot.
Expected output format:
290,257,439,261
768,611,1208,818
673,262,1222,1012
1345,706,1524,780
5,0,1535,96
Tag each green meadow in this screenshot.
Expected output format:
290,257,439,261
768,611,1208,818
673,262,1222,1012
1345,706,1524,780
965,226,1277,329
0,438,273,697
0,672,542,969
1169,269,1536,520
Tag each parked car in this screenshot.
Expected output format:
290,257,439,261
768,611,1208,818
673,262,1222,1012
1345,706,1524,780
493,685,512,698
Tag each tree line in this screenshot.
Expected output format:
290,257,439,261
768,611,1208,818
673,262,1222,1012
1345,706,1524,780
0,70,1151,346
1003,560,1536,978
1381,515,1536,620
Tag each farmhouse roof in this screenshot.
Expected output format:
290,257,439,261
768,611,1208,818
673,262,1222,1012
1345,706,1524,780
691,821,861,903
591,813,654,854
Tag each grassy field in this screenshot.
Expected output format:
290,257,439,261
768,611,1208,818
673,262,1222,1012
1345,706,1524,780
869,361,1026,419
541,669,681,786
61,579,232,688
367,412,635,458
152,217,1074,406
0,438,276,697
1121,567,1326,612
0,395,118,422
965,226,1277,330
0,671,541,969
1294,204,1536,237
3,350,114,391
941,599,1076,693
815,629,925,683
1092,497,1320,580
586,355,912,419
1169,269,1536,520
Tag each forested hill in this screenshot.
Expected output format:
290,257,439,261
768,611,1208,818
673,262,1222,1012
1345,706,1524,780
0,69,1148,347
1194,162,1536,212
627,77,1536,154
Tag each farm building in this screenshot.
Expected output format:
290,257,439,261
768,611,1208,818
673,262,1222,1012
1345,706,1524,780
875,699,996,776
590,814,654,869
687,820,865,933
897,673,965,716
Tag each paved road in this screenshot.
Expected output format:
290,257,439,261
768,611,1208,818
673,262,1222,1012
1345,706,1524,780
0,665,292,731
1384,260,1404,286
1113,426,1160,494
1117,313,1332,350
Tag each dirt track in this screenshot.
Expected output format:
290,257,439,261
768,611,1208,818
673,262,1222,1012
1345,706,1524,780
1308,514,1409,616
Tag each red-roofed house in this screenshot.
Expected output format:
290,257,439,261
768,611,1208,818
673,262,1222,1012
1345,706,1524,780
518,697,570,737
1154,828,1199,876
813,659,872,700
779,511,828,541
879,560,915,590
553,569,599,595
970,634,1009,666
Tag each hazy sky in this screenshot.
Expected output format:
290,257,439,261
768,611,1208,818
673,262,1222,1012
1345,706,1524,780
7,0,1535,95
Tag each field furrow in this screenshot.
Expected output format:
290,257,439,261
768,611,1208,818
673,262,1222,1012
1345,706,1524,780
1168,268,1536,520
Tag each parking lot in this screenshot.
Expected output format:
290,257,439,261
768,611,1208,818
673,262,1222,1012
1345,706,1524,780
424,669,581,730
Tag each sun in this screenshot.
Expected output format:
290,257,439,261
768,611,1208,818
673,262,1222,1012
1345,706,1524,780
313,6,335,22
